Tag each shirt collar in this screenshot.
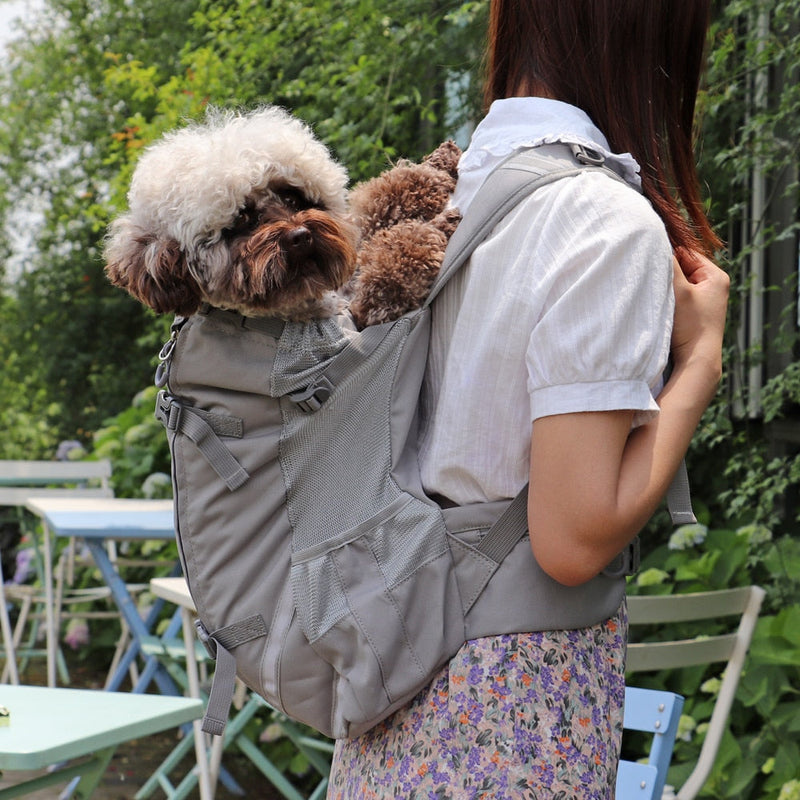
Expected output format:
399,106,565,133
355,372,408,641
453,97,641,213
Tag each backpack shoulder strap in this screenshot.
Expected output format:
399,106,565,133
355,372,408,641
427,142,695,557
425,142,629,307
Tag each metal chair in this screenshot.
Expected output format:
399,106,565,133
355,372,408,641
625,586,765,800
0,458,115,683
0,557,20,684
617,687,684,799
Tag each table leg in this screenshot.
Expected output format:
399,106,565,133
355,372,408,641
84,540,179,697
179,606,215,800
42,521,57,688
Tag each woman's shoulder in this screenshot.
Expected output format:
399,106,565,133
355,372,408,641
533,167,667,237
500,166,671,270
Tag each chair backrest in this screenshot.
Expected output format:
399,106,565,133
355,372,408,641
626,586,765,800
0,459,113,507
617,687,684,800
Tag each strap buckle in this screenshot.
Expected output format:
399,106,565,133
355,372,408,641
570,143,605,167
194,619,217,659
602,537,640,578
154,316,187,388
155,392,183,431
288,377,334,413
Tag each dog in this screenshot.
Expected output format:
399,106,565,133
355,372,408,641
104,106,358,321
346,140,461,328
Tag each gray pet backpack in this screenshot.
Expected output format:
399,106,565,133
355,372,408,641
154,143,695,740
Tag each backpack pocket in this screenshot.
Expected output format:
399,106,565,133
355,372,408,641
289,493,465,737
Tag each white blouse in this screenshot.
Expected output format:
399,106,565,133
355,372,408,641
418,98,674,505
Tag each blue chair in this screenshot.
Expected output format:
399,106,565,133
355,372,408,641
624,586,765,800
617,686,684,800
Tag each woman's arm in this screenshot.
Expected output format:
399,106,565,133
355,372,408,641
527,251,729,586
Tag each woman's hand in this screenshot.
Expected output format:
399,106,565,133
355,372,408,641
671,249,729,385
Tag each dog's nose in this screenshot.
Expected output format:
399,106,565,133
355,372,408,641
286,226,313,253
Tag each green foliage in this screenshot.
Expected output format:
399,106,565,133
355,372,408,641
0,0,204,448
2,1,800,794
629,522,800,799
688,0,800,538
0,0,487,449
93,385,172,499
100,0,487,189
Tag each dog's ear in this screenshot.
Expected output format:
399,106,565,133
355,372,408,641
105,222,202,316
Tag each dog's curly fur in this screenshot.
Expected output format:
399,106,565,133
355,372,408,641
104,106,358,320
346,141,462,328
104,105,462,328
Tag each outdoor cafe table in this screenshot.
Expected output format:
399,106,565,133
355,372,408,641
23,497,179,694
0,684,202,798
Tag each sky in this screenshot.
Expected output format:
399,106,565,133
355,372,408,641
0,0,37,50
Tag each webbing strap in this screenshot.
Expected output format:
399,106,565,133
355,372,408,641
476,487,529,563
666,460,697,525
426,144,629,308
476,485,640,578
212,614,269,649
429,142,695,540
478,459,696,571
200,641,237,736
156,392,249,491
476,465,696,571
196,615,268,736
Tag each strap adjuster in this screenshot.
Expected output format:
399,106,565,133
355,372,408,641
602,537,640,578
570,144,605,166
289,377,334,413
194,619,217,659
156,392,183,431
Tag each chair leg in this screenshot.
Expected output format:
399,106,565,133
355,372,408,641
233,735,305,800
134,730,199,800
0,747,117,800
2,588,70,684
68,745,117,800
0,564,20,685
105,620,132,690
6,593,35,678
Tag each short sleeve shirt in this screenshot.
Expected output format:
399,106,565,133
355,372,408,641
418,98,674,505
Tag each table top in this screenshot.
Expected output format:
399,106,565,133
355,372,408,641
150,576,196,611
0,685,202,770
24,497,175,540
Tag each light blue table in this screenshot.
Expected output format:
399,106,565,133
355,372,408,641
0,684,202,798
23,497,179,694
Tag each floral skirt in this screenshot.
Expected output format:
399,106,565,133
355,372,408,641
327,603,627,800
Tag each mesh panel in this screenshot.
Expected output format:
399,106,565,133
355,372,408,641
291,554,349,639
291,496,449,643
271,318,354,396
368,498,448,588
277,321,413,551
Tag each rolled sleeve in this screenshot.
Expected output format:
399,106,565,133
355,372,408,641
526,172,673,425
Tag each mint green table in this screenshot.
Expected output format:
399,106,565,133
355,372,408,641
0,685,203,798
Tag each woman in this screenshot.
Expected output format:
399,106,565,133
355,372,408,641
328,1,728,797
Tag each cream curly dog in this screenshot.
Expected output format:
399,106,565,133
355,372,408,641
104,106,358,321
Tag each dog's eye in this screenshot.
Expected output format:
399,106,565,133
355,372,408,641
221,204,258,239
275,187,313,211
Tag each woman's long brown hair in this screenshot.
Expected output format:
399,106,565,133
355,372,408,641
485,0,721,255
